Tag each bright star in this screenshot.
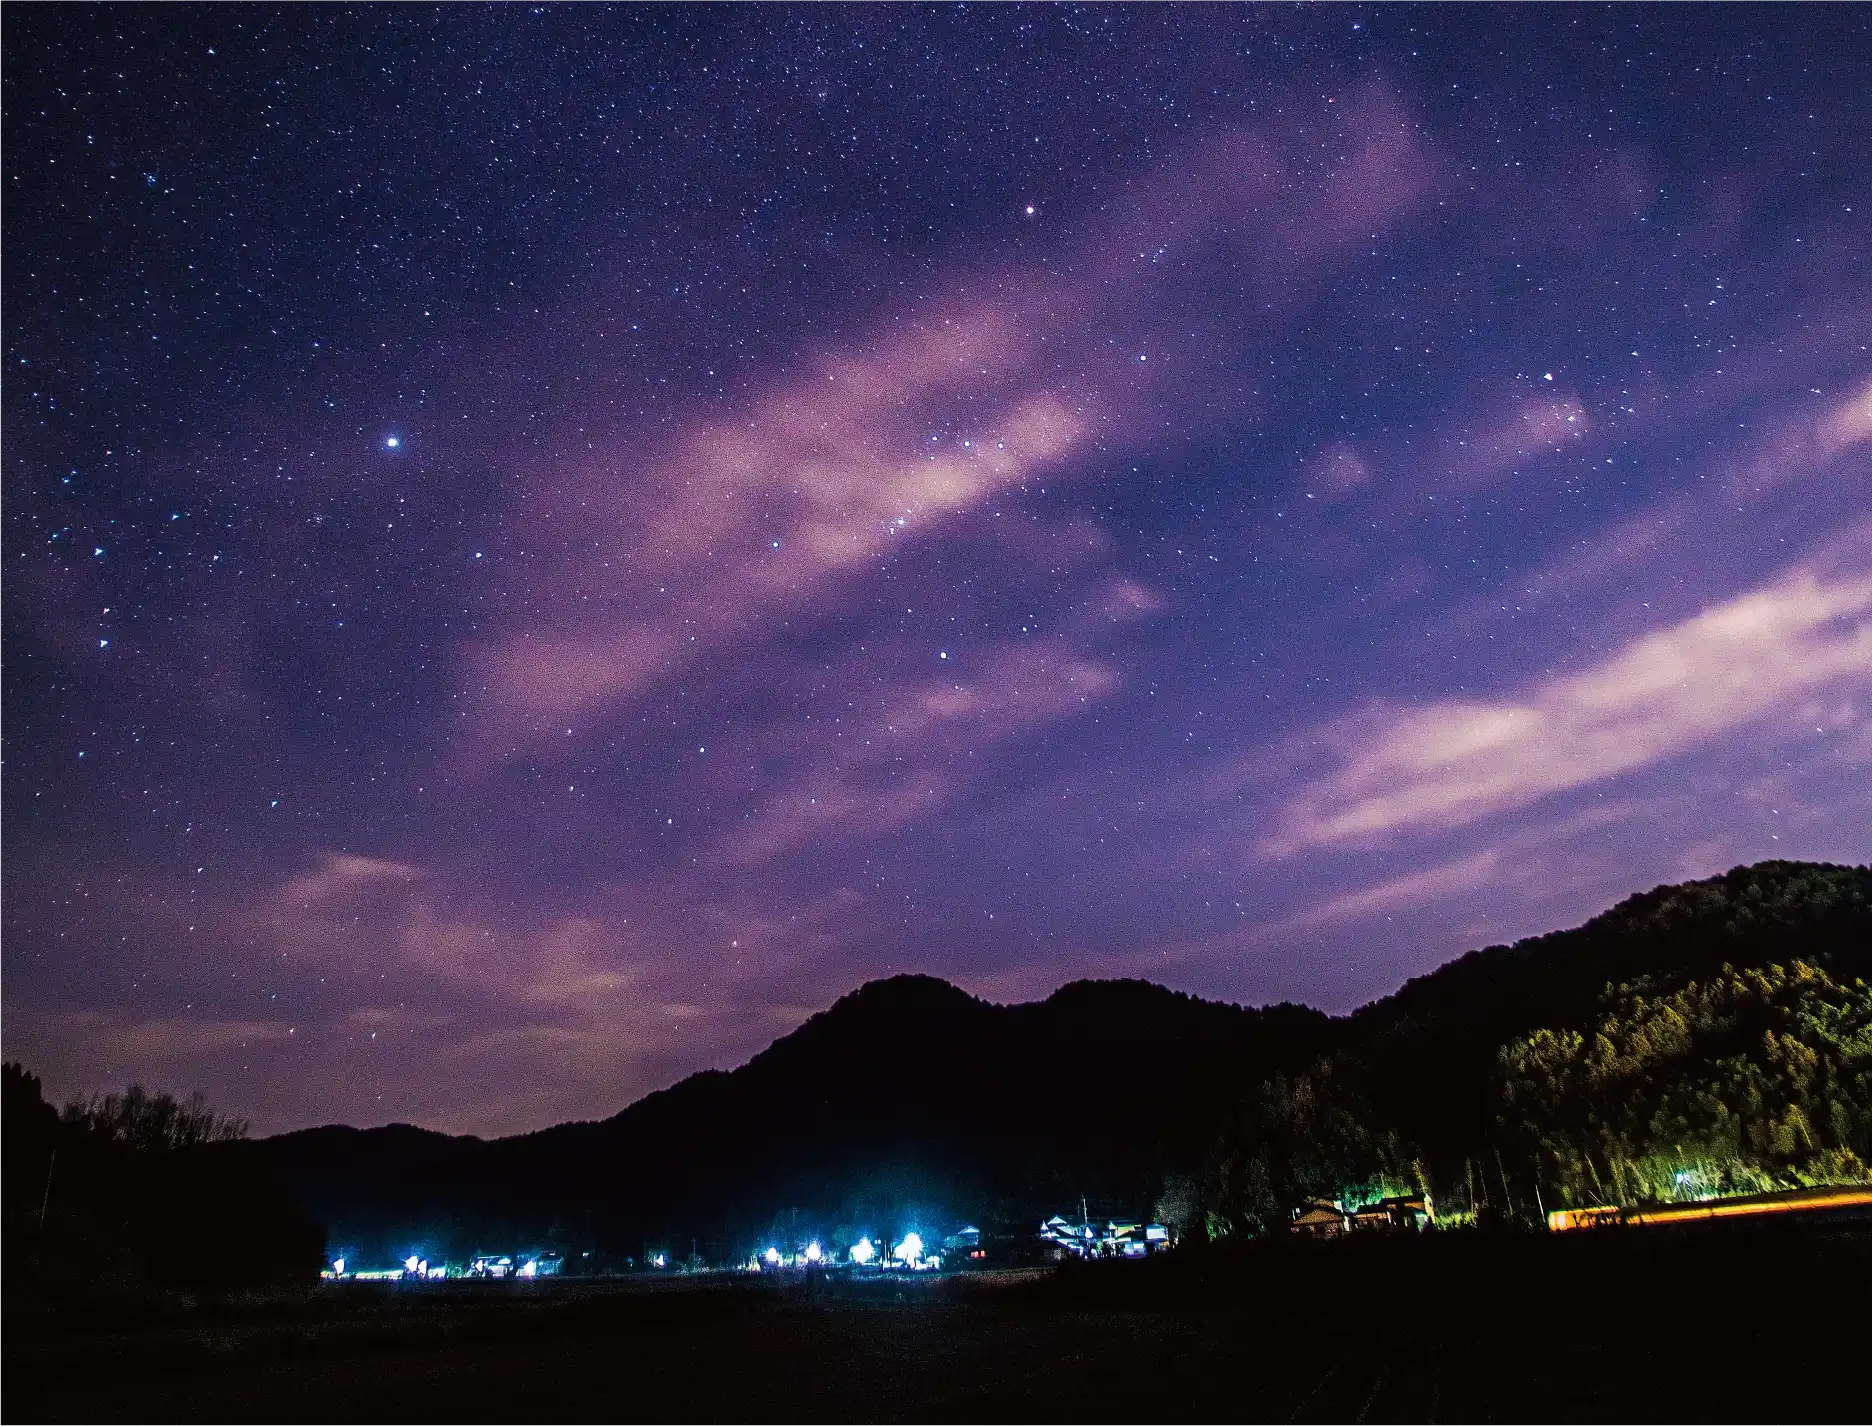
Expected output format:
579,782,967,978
385,435,401,449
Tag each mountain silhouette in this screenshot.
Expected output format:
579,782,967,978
243,859,1869,1264
253,974,1331,1263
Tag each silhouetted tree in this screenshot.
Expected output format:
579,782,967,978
63,1084,250,1153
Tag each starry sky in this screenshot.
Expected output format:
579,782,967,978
6,5,1870,1136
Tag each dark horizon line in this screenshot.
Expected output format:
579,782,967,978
219,855,1863,1146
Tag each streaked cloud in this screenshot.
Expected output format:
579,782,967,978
1267,560,1872,853
1303,384,1591,508
724,643,1122,866
1272,850,1503,930
33,1012,294,1070
279,852,423,910
454,93,1436,767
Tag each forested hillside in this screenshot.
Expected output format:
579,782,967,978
11,861,1867,1269
1185,861,1871,1236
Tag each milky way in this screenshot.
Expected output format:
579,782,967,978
6,7,1869,1134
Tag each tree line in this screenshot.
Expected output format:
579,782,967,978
1164,955,1870,1240
2,1064,323,1304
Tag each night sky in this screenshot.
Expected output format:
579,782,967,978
6,5,1869,1136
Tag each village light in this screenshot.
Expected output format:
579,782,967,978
805,1241,823,1263
850,1237,876,1265
894,1232,924,1265
332,1257,345,1276
763,1247,781,1265
405,1256,422,1274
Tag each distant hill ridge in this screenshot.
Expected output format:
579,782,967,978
246,859,1869,1260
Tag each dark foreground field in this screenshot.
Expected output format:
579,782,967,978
6,1222,1866,1423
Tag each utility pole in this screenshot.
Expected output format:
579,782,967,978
39,1149,57,1229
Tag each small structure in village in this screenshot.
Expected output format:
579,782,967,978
1291,1194,1434,1237
1291,1200,1348,1239
1039,1213,1170,1259
1351,1195,1434,1232
942,1225,984,1263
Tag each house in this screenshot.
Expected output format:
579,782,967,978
1040,1212,1172,1258
1290,1200,1347,1238
942,1226,987,1263
1347,1195,1433,1233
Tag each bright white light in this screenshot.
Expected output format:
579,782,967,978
385,435,401,448
805,1241,823,1263
894,1232,924,1264
518,1260,538,1279
850,1237,876,1266
332,1257,345,1275
763,1247,780,1265
405,1255,422,1273
652,1253,667,1268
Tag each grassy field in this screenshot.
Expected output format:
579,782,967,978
6,1223,1865,1422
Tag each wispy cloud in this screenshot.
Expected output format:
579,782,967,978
452,93,1437,768
1457,370,1872,626
1272,849,1504,931
1266,559,1872,854
279,852,423,909
1316,387,1591,503
724,644,1122,866
33,1012,294,1071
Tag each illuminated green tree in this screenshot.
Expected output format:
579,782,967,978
1498,961,1872,1206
